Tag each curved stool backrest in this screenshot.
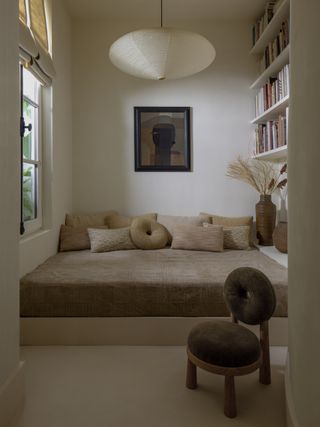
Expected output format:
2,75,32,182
223,267,276,325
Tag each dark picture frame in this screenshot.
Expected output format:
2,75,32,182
134,107,191,172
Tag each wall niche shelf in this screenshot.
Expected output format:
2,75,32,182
250,0,290,161
251,95,289,124
253,145,287,161
250,45,290,90
250,0,290,55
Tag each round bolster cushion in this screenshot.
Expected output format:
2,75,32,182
130,218,168,249
224,267,276,325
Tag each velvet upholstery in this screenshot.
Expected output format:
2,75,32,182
188,320,261,367
224,267,276,325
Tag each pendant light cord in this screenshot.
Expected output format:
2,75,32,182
161,0,163,27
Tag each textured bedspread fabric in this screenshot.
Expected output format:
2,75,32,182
20,249,288,317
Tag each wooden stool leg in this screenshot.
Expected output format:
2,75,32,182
259,321,271,385
224,375,237,418
186,358,197,389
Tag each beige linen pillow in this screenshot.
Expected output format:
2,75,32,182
105,213,157,229
157,214,210,243
65,210,118,227
203,223,250,250
200,213,254,245
59,225,108,252
88,227,136,253
171,225,224,252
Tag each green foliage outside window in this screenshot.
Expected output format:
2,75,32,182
23,165,34,221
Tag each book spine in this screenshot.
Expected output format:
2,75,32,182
258,19,289,71
252,2,276,47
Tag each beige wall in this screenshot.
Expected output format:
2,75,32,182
72,20,258,216
288,0,320,425
19,0,73,276
0,0,21,411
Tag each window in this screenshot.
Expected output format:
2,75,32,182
21,67,42,234
19,0,54,235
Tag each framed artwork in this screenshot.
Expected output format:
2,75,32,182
134,106,191,171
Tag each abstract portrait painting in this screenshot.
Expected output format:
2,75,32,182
134,107,191,171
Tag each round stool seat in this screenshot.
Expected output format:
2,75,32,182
188,320,261,368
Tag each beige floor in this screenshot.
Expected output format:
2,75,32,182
15,346,287,427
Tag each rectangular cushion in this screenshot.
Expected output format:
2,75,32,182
158,214,210,242
59,225,108,252
200,213,254,245
171,224,224,252
203,223,250,250
88,227,136,253
65,210,118,227
105,213,157,229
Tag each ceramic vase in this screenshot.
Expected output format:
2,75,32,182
273,221,288,253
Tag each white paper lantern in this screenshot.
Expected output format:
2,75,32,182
109,28,216,80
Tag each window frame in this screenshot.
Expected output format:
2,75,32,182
20,66,43,235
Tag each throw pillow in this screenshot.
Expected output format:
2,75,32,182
203,223,250,250
171,225,224,252
130,218,168,249
105,213,157,229
200,212,254,245
65,210,118,227
59,225,109,252
157,214,210,243
88,227,136,253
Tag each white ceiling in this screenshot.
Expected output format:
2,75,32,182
66,0,266,22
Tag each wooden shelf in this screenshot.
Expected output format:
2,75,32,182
251,95,289,124
251,0,290,55
250,45,290,90
253,145,287,161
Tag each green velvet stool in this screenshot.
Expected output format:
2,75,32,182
186,267,276,418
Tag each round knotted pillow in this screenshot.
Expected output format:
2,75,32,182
223,267,276,325
130,218,168,249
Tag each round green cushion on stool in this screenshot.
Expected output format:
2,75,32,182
224,267,276,325
188,320,261,367
130,218,168,249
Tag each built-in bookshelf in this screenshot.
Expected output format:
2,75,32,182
251,95,289,124
250,0,290,161
250,45,289,90
251,0,290,55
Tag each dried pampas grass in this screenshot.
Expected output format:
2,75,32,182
226,157,287,195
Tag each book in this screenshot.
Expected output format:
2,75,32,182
255,64,289,117
252,2,276,46
255,113,288,154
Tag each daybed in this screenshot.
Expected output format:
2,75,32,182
20,211,288,345
20,248,287,318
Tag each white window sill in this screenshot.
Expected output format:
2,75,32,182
20,228,51,244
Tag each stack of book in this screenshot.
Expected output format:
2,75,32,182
260,20,290,70
252,1,276,46
255,64,290,116
255,107,289,154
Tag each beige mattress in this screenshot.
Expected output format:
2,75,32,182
20,248,288,317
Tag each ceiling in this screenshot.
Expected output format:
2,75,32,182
66,0,266,22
